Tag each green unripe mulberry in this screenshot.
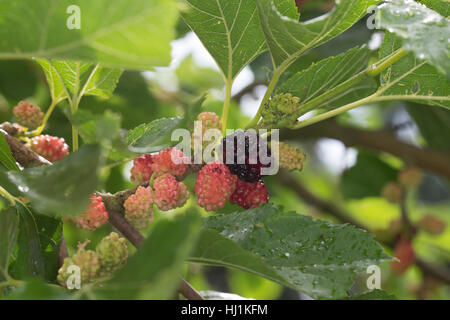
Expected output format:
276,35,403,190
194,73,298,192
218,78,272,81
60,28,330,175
96,232,128,274
57,248,100,288
262,93,301,125
277,142,306,172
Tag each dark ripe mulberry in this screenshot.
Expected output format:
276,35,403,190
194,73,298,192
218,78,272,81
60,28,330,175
221,130,272,183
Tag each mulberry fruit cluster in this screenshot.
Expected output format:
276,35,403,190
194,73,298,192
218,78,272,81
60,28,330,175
230,179,269,209
75,195,109,231
30,135,69,162
129,147,189,186
153,173,189,211
192,112,222,150
124,186,154,230
192,128,274,212
123,172,189,228
151,147,189,178
130,154,154,185
277,142,306,172
13,101,44,129
58,234,128,288
261,93,301,126
124,147,191,227
96,232,128,274
58,245,100,287
195,161,237,211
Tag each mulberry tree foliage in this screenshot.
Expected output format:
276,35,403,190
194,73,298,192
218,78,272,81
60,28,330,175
0,0,449,300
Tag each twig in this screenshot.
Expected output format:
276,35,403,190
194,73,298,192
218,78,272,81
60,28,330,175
1,126,51,167
278,170,366,230
281,120,450,179
400,190,416,236
59,233,69,267
278,170,450,285
179,279,203,300
415,258,450,285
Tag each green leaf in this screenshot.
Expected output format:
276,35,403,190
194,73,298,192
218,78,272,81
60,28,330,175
95,212,202,299
407,102,450,152
70,109,122,145
277,46,376,112
0,61,39,106
0,205,19,280
0,133,20,171
200,204,391,299
0,0,178,70
379,32,450,109
36,59,122,104
200,290,252,300
256,0,380,69
181,0,266,80
190,229,285,284
9,202,46,279
79,65,124,99
5,279,71,300
0,168,19,198
419,0,450,15
126,117,182,153
341,152,399,200
34,214,62,281
7,145,101,216
376,0,450,78
126,94,207,152
347,289,397,300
